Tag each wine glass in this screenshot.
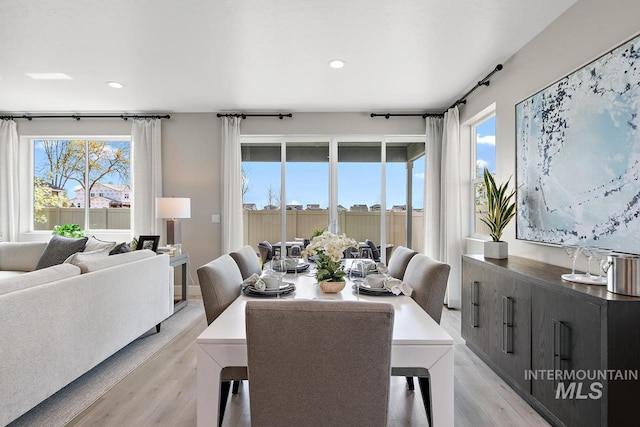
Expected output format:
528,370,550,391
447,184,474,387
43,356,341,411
562,245,582,278
290,245,302,277
582,246,598,279
350,260,366,296
592,248,611,283
271,256,288,290
376,261,390,287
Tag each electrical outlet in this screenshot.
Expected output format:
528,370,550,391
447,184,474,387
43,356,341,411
211,214,221,223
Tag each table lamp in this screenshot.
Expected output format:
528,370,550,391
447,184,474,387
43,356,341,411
156,197,191,245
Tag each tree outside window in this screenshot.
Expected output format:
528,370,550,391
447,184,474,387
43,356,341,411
33,138,131,230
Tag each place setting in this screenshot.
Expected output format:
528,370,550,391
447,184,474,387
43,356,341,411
241,270,296,298
350,261,413,296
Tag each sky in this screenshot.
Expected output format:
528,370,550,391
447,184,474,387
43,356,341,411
476,116,496,175
243,156,426,210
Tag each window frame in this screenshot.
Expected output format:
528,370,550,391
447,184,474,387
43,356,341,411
466,105,497,238
19,135,132,242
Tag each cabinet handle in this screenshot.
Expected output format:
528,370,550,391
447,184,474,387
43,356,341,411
471,281,479,327
553,320,570,389
502,296,513,354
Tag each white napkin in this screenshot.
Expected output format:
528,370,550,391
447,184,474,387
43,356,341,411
242,273,266,291
386,278,413,296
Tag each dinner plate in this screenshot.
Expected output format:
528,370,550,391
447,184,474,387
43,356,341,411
352,284,397,296
243,282,296,297
272,262,310,273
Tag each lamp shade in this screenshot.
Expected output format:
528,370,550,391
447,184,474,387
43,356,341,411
156,197,191,219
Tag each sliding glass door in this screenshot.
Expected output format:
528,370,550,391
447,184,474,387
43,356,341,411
241,136,424,261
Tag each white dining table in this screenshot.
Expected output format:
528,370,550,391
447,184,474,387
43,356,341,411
196,267,454,427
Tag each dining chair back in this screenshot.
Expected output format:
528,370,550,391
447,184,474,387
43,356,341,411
391,253,450,425
246,300,394,427
257,241,273,265
197,254,249,426
402,253,450,323
365,239,381,262
230,245,263,280
386,245,417,280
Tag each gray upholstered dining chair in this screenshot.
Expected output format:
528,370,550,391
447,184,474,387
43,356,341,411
229,245,262,280
196,254,249,427
257,241,273,265
386,245,418,280
391,253,450,425
245,300,395,427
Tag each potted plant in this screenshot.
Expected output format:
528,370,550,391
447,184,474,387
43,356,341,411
302,231,358,292
480,168,518,259
52,224,85,238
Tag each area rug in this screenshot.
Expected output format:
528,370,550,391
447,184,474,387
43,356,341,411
9,301,205,427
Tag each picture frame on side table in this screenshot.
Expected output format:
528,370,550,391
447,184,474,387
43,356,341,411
136,235,160,252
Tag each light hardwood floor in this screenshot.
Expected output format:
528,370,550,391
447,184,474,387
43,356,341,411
68,304,549,427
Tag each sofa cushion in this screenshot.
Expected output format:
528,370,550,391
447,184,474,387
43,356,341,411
83,236,117,253
75,249,156,274
0,242,48,272
109,242,131,255
36,235,88,270
0,264,81,296
64,248,111,267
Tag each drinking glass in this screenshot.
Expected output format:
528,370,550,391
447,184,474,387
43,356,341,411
350,260,366,295
592,248,610,283
562,245,582,278
271,256,287,288
290,245,302,277
376,261,390,287
582,246,599,279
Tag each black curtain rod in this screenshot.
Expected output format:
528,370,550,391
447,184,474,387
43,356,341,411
217,113,293,120
0,114,170,121
449,64,503,109
370,112,444,119
370,63,504,119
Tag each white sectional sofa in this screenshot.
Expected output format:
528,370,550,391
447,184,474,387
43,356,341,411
0,242,173,426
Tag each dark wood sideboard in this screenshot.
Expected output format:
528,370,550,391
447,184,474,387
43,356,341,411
462,254,640,427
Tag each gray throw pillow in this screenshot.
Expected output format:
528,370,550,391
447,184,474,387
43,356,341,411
36,235,88,270
109,242,131,255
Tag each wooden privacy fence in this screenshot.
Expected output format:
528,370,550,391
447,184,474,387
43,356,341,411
243,210,424,255
34,207,131,230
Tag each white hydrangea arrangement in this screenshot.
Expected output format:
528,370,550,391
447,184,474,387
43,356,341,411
302,231,358,282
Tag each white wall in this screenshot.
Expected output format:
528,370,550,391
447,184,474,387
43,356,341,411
459,0,640,271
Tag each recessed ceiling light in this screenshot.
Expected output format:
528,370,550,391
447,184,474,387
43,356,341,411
329,59,346,69
107,81,125,89
26,73,72,80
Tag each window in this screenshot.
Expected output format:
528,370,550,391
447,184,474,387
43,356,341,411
32,138,131,231
241,136,425,262
472,115,496,236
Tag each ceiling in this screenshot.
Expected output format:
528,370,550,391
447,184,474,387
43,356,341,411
0,0,576,114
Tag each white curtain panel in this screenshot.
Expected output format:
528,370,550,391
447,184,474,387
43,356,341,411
424,116,444,258
221,116,243,253
0,120,19,242
440,107,463,308
131,119,162,237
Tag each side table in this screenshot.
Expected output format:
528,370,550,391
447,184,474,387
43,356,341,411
169,253,189,313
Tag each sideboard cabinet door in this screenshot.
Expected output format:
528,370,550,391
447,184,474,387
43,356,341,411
531,286,601,426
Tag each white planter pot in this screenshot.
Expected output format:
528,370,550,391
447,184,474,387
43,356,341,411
484,241,508,259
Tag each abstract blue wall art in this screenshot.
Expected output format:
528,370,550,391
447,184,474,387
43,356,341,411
516,33,640,254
